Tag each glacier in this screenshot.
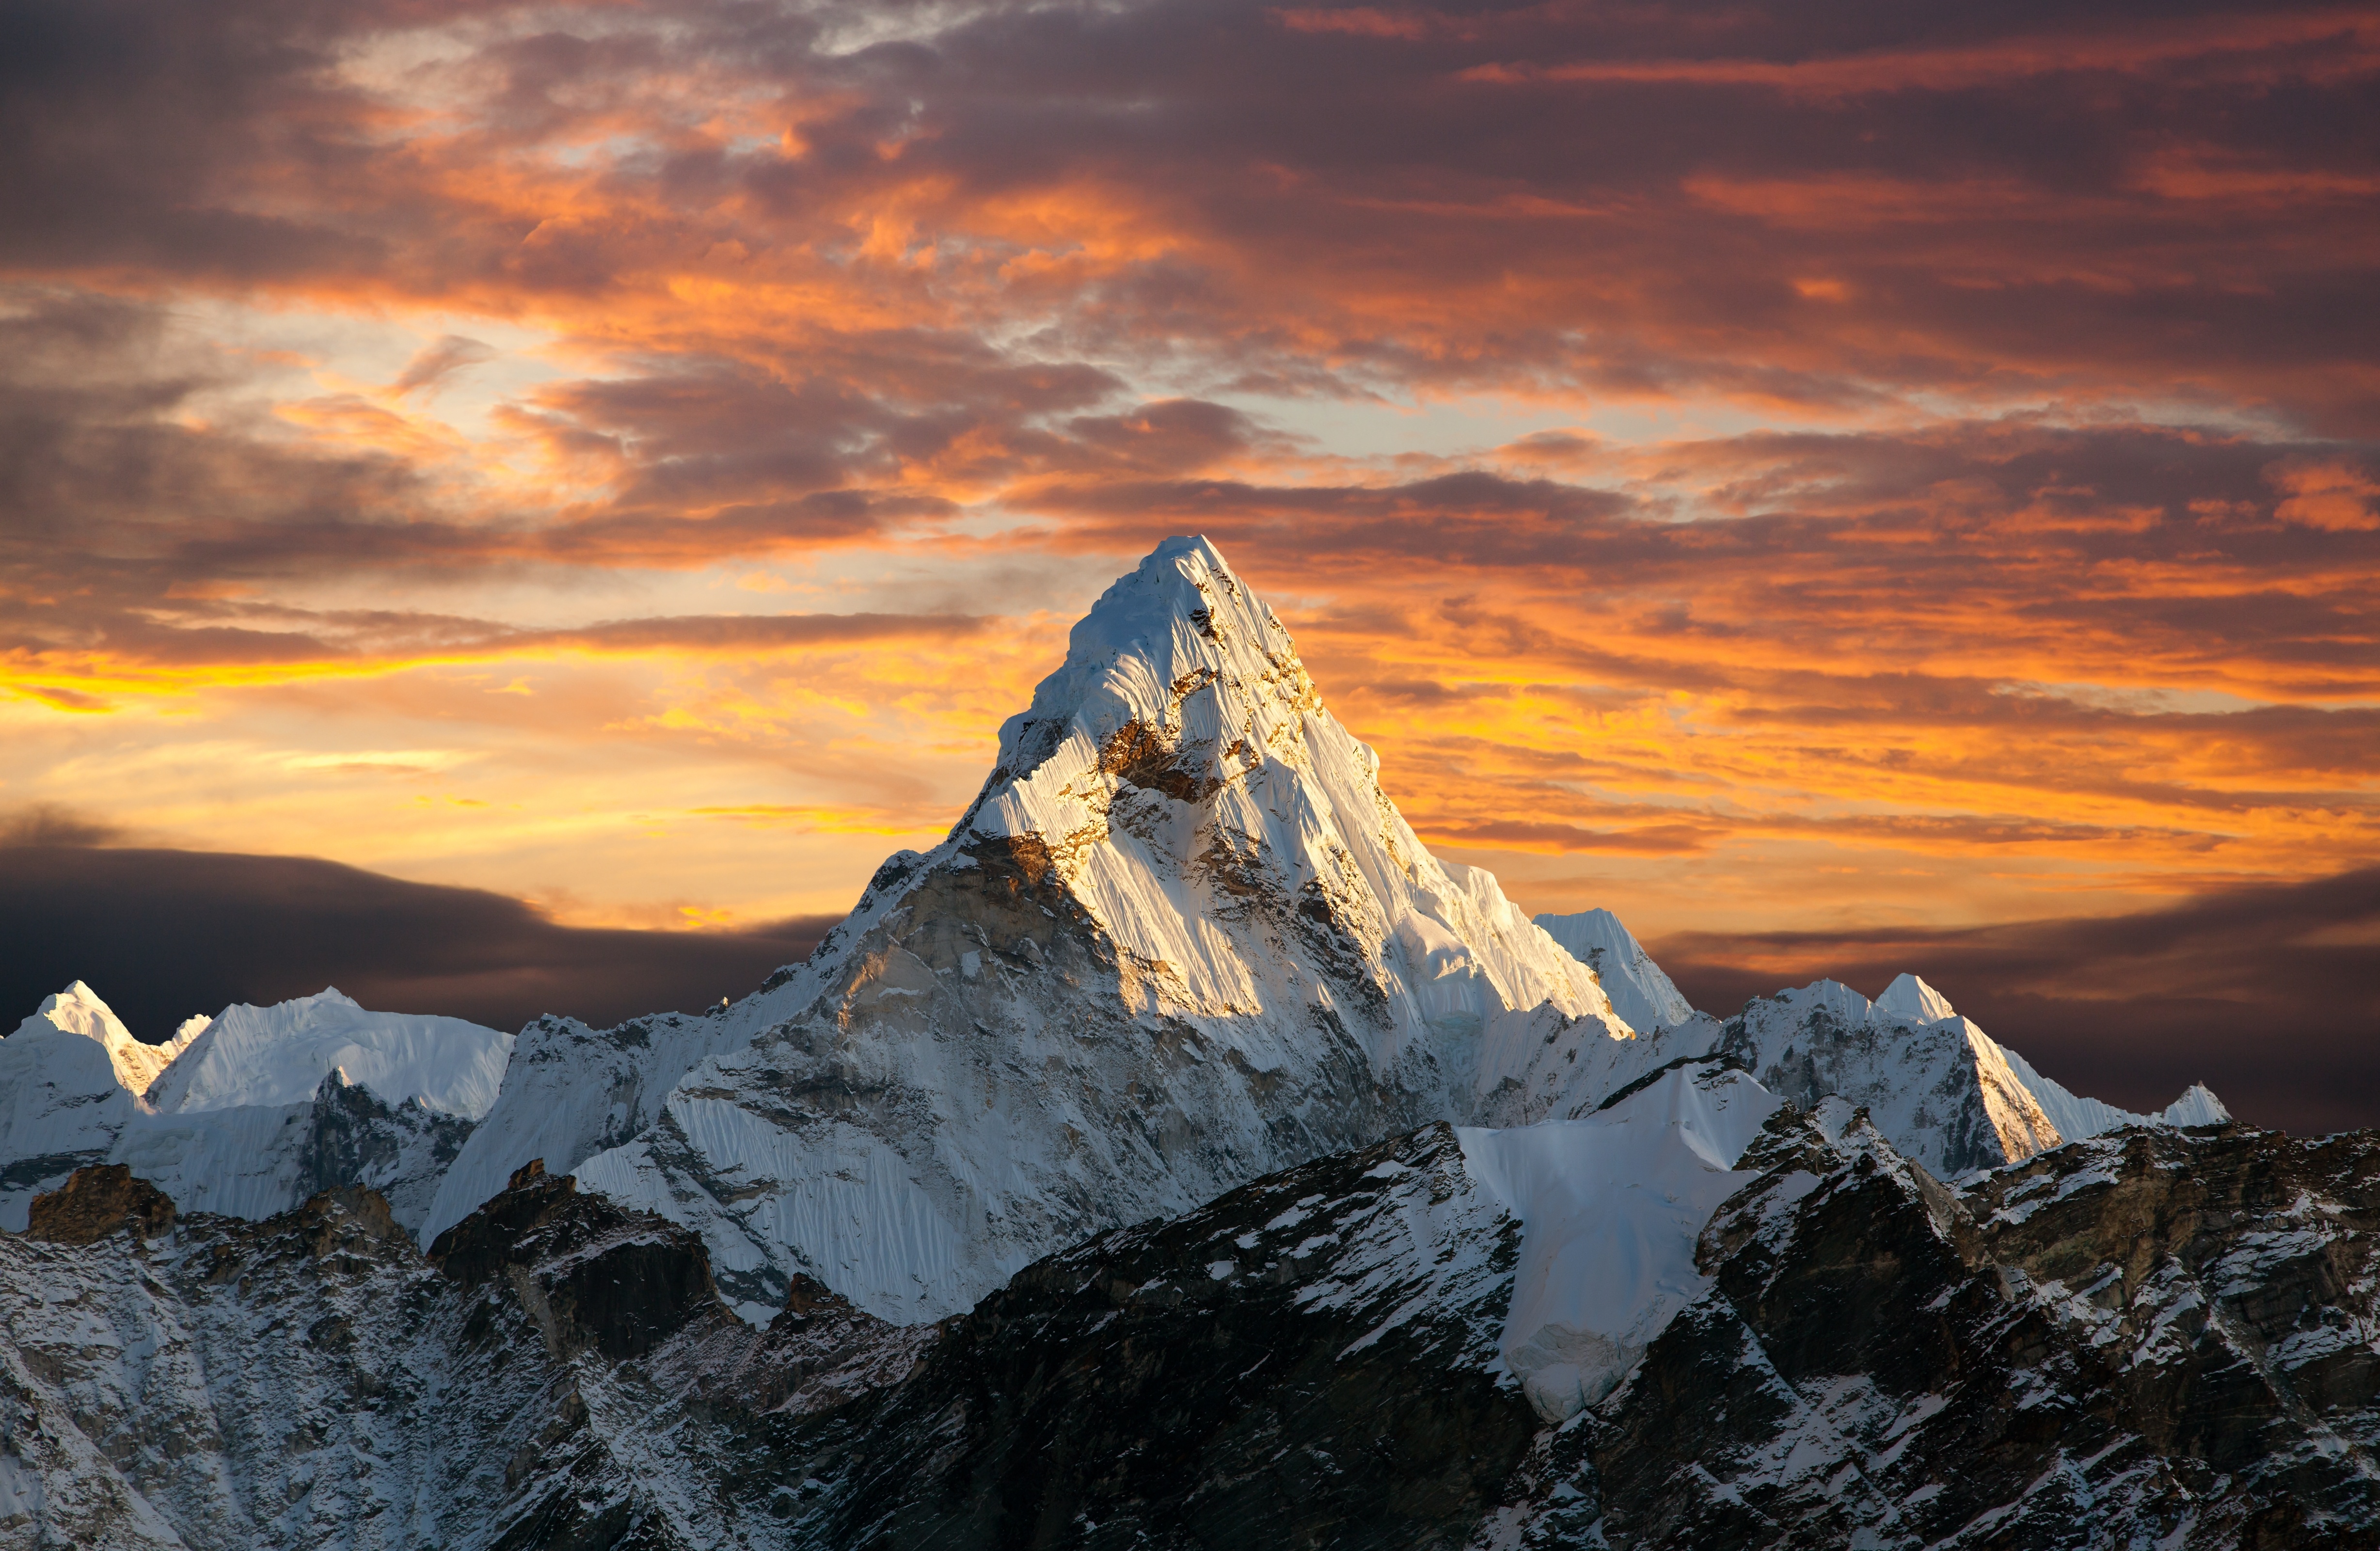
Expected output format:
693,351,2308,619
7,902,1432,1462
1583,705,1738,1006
1459,1060,1780,1420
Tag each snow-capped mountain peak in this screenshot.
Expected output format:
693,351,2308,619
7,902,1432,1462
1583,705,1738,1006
520,535,1638,1321
144,986,511,1119
9,980,179,1096
1533,907,1697,1032
1875,970,1958,1024
950,533,1609,1043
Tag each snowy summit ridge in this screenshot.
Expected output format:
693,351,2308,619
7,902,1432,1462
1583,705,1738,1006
950,534,1612,1043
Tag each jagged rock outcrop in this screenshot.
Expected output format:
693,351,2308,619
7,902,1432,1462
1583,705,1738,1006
24,1164,175,1244
1494,1109,2380,1548
801,1121,1532,1549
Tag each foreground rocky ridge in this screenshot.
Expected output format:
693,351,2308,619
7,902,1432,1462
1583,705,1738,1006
7,1090,2373,1550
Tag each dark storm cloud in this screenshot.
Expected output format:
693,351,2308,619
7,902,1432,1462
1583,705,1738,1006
0,839,838,1040
1649,868,2380,1136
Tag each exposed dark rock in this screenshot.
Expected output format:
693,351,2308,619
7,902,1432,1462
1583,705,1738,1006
23,1161,175,1243
1517,1110,2380,1549
300,1067,478,1233
431,1159,733,1363
790,1122,1531,1550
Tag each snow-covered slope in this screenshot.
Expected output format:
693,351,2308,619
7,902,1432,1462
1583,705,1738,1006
9,981,200,1095
548,536,1645,1322
1994,1039,2233,1138
145,988,510,1120
1710,974,2062,1175
423,1008,748,1243
1707,971,2230,1176
1532,908,1695,1032
1459,1061,1779,1419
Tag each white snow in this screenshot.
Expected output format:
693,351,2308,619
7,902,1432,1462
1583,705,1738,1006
1459,1063,1781,1420
145,988,510,1120
0,985,148,1229
2161,1083,2232,1127
1993,1041,2232,1140
1874,972,1957,1025
956,536,1616,1047
423,1006,779,1245
1532,909,1696,1033
1721,977,2062,1176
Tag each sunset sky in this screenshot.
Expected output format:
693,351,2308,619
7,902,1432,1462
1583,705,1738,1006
3,0,2374,1125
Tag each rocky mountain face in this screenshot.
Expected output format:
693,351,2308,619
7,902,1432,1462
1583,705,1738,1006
6,1066,2371,1550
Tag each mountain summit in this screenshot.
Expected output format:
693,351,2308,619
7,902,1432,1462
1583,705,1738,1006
447,536,1647,1320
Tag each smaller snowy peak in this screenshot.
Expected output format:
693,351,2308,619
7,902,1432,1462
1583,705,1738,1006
1723,978,2063,1176
9,981,177,1096
0,984,153,1229
1992,1040,2234,1141
2163,1083,2232,1127
1735,974,2236,1165
1874,971,1957,1025
144,988,513,1120
1532,909,1696,1033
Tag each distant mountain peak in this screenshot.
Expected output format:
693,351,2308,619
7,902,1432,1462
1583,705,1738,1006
12,980,177,1097
1875,971,1957,1024
1533,908,1697,1033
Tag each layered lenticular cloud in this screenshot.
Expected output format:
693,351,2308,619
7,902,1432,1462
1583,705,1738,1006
0,0,2372,1113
